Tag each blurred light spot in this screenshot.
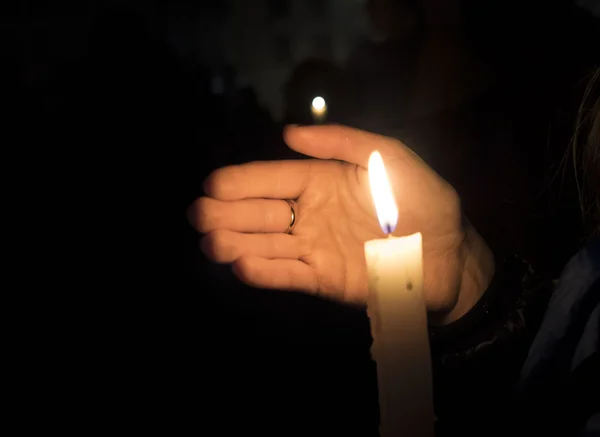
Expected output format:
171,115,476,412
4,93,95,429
312,96,326,111
311,96,327,122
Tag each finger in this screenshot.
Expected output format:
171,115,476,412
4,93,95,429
201,230,305,263
189,197,294,233
232,256,318,293
204,160,310,201
284,124,416,168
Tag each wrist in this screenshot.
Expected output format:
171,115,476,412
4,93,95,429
439,222,495,325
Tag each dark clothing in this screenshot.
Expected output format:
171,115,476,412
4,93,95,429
519,239,600,436
431,240,600,436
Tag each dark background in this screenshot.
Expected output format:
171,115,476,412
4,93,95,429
7,1,599,434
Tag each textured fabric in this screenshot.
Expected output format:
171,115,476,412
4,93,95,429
518,238,600,436
520,239,599,382
430,240,599,436
430,253,554,436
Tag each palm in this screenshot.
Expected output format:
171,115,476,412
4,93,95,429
190,126,472,316
290,157,464,312
289,161,381,303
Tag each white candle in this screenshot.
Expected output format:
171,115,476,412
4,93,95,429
364,151,434,437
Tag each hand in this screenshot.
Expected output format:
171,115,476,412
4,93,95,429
188,125,494,324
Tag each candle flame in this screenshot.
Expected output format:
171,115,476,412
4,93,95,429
368,151,398,234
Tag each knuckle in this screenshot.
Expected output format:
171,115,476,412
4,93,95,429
444,186,462,222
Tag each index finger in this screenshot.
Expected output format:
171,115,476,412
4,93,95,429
204,160,311,201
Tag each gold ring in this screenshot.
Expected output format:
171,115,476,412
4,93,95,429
285,200,297,234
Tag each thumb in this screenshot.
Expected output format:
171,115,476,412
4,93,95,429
283,124,414,168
